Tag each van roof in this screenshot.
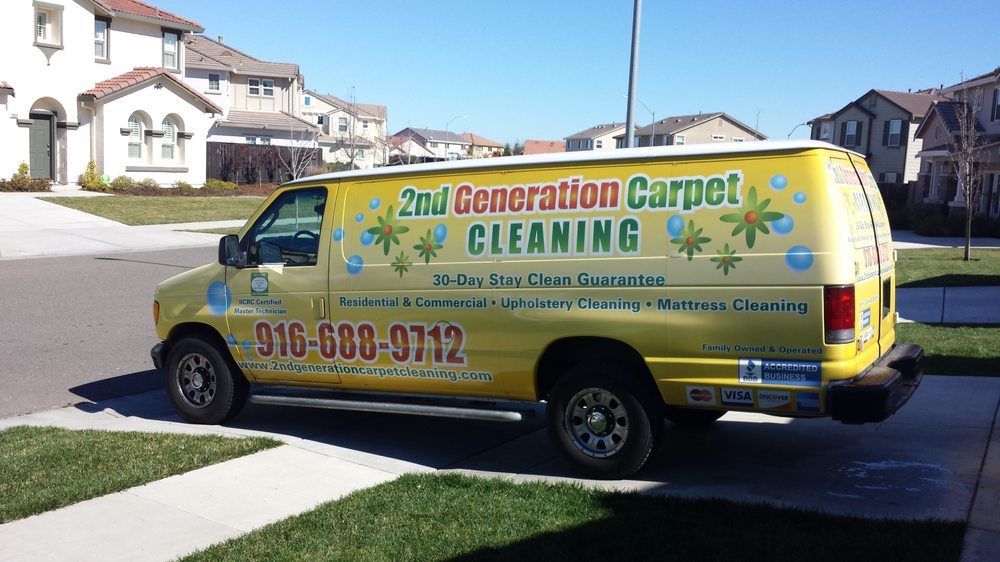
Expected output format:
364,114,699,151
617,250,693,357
285,140,860,186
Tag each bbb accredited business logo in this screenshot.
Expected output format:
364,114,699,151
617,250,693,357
738,358,821,387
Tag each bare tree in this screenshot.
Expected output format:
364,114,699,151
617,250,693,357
948,85,990,260
277,124,319,181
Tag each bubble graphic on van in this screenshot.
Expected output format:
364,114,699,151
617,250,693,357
369,198,381,210
770,174,788,190
206,281,232,315
793,192,807,205
772,215,794,236
242,340,253,351
355,213,364,223
226,334,237,346
333,227,344,242
434,223,447,243
786,245,814,271
346,255,364,275
666,215,685,238
360,230,375,246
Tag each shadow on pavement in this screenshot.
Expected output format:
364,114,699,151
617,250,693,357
69,370,161,404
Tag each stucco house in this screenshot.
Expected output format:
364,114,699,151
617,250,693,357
301,90,387,169
808,89,945,185
915,69,1000,218
461,132,503,158
389,128,471,161
613,112,766,148
0,0,218,185
564,122,628,152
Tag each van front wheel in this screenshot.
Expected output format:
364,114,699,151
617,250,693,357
165,337,249,425
546,364,661,479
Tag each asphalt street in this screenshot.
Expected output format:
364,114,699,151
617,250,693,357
0,246,217,417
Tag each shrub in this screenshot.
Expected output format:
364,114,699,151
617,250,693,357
910,206,1000,238
203,178,238,192
173,181,194,192
107,175,137,192
0,163,52,192
138,178,160,189
78,161,103,191
15,162,30,180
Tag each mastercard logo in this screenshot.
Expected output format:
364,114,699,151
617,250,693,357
689,388,714,402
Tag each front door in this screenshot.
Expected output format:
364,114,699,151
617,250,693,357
226,186,340,384
28,113,52,180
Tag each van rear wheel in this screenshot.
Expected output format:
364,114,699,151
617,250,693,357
546,363,661,479
663,406,725,428
165,337,249,425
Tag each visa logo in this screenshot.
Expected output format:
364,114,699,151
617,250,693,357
721,387,753,406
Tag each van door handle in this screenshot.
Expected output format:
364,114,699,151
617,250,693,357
312,297,326,319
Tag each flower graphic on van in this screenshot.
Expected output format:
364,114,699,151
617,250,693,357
414,229,443,264
670,220,711,261
391,252,412,277
719,186,784,248
366,205,410,255
711,243,742,275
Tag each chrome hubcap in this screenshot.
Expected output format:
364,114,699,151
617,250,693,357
565,387,629,458
176,353,217,408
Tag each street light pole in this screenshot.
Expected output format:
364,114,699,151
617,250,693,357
636,98,655,146
787,122,809,139
444,113,467,160
624,0,642,148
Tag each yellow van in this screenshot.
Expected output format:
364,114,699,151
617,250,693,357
152,140,922,477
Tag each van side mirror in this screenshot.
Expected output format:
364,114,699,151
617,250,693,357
218,235,245,267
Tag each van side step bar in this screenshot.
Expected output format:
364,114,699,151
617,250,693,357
250,390,533,422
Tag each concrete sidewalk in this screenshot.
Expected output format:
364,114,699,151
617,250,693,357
897,286,1000,324
893,230,1000,250
0,196,225,259
0,375,997,560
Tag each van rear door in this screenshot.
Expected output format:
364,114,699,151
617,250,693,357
827,155,884,363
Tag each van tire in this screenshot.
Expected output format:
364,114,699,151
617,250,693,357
546,363,661,479
663,406,725,428
165,337,249,425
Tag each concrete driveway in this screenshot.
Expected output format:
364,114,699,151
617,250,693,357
0,194,221,259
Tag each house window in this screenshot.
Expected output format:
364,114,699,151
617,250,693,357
843,121,859,147
358,149,365,158
304,96,311,106
127,114,143,159
732,137,745,142
162,31,179,70
992,88,1000,122
883,171,898,184
161,117,176,160
363,120,369,129
94,18,109,60
819,122,833,141
34,4,62,46
259,137,270,145
712,134,726,141
317,115,325,125
674,134,686,145
208,73,220,92
262,79,274,97
248,78,260,96
991,175,1000,217
430,142,438,148
595,139,603,149
338,117,348,133
886,119,902,147
245,136,257,144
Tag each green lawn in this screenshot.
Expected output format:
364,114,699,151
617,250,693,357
0,426,278,523
40,196,264,225
896,248,1000,288
185,473,965,562
895,323,1000,376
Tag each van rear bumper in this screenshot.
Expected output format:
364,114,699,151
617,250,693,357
827,344,923,424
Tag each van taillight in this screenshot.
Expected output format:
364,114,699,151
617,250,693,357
824,285,855,344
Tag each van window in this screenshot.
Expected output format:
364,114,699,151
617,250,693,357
246,188,327,266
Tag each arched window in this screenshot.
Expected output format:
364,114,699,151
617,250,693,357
161,117,176,160
128,114,143,158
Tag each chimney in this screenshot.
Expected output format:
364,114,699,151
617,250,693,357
908,88,912,93
218,35,224,43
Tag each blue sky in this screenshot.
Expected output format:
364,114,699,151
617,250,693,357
164,0,1000,144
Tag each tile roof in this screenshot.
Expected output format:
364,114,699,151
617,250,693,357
523,139,565,155
461,133,503,147
91,0,202,31
874,89,945,118
928,100,986,134
634,113,723,136
0,81,13,95
218,110,318,133
185,35,300,78
402,128,468,144
80,67,221,113
306,91,386,120
565,122,627,140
